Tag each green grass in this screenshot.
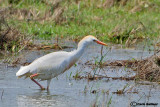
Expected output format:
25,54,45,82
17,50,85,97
2,0,160,43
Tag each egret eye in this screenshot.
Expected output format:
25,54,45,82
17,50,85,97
93,39,96,42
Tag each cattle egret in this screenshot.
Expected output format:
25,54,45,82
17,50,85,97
16,35,107,90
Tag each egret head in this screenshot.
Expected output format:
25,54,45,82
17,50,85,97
78,35,107,49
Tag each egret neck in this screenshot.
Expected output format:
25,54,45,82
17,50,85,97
76,39,90,58
69,39,90,64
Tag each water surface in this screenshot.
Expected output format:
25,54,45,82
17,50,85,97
0,43,159,107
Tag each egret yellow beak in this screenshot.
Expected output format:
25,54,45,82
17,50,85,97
96,40,108,46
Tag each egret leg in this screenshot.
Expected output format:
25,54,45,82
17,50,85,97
47,79,51,90
30,73,45,90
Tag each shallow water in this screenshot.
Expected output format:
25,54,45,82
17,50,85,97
0,43,160,107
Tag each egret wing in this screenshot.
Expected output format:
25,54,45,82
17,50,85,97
28,51,71,75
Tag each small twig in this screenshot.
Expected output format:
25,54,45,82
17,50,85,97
93,46,109,77
101,46,103,57
98,46,109,67
99,45,103,65
1,89,4,100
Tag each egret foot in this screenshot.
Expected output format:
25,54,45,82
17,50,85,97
41,87,46,90
30,73,45,90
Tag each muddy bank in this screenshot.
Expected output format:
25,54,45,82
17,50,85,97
100,52,160,82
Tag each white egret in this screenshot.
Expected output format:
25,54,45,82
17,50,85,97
16,35,107,90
